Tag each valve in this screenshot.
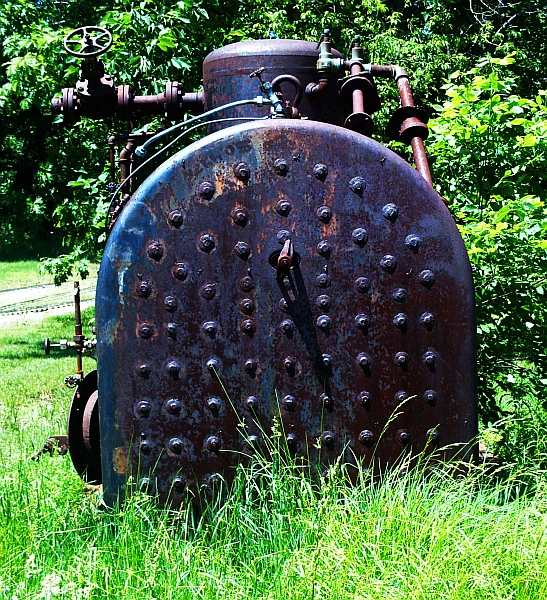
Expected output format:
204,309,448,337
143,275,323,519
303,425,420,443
63,26,113,59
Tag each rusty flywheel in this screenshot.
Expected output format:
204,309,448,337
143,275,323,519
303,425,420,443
95,119,476,506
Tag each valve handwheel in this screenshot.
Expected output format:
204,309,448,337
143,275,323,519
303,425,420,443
63,26,113,59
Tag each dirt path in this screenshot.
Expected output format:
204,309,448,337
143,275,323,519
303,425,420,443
0,280,96,326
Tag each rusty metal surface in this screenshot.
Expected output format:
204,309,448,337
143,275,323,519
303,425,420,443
96,119,476,506
203,39,348,130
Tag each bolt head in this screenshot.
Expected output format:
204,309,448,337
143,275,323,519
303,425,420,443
420,312,435,328
136,281,151,297
136,400,151,418
234,162,250,180
423,350,437,366
317,205,332,223
137,363,151,378
206,435,221,452
316,273,330,288
316,314,331,330
199,233,215,253
172,476,185,492
167,360,181,377
231,207,249,226
355,313,369,329
316,294,330,309
380,254,397,272
393,313,408,329
200,283,216,300
239,276,254,292
275,200,292,216
322,431,335,448
358,390,371,406
168,437,184,454
139,323,153,339
419,269,435,287
382,203,399,221
357,352,371,369
427,428,440,443
202,321,217,337
167,322,177,337
354,277,370,293
241,319,255,335
147,241,163,260
317,240,331,257
405,234,422,251
139,440,152,455
399,430,410,445
280,319,295,335
273,158,288,175
198,181,215,199
359,429,374,445
392,287,407,302
168,209,184,227
322,353,333,368
276,229,290,244
207,397,222,413
320,392,332,409
349,176,366,194
352,227,368,245
282,394,296,411
278,298,289,312
206,357,220,372
286,432,298,450
246,395,258,409
313,163,328,180
234,241,251,259
423,389,438,405
284,356,296,373
164,295,177,311
394,351,408,366
244,358,258,374
173,262,189,281
395,390,408,404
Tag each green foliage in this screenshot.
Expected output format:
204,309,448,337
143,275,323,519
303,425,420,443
0,314,546,599
428,58,546,463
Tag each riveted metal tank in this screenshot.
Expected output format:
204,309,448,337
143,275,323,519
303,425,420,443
202,39,348,128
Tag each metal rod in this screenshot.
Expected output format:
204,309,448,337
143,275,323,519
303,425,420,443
73,281,83,378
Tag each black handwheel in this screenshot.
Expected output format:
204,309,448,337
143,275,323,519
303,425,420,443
63,26,113,59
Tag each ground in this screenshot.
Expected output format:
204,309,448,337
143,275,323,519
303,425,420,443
0,263,545,599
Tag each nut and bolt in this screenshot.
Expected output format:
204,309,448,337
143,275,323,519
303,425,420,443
273,158,288,175
147,241,163,260
313,163,328,180
382,203,399,221
352,227,368,245
198,181,215,199
198,233,216,253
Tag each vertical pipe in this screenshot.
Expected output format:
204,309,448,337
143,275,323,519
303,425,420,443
73,281,83,378
350,62,365,114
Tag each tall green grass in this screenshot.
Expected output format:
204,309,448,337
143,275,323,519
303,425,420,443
0,313,545,599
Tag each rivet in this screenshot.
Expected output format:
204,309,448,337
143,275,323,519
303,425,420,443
231,207,249,226
139,323,153,339
284,356,296,374
137,363,151,378
355,313,370,329
234,161,250,180
173,262,189,281
147,241,163,260
206,435,221,452
286,432,298,451
316,314,331,331
280,319,295,335
316,273,330,288
320,392,333,410
167,322,177,337
200,283,217,300
322,353,333,369
313,163,328,180
164,295,177,311
394,351,409,367
166,360,181,378
351,227,368,246
399,430,411,445
139,477,152,492
405,234,422,251
207,397,222,414
244,358,258,374
275,200,292,216
423,389,437,405
166,398,182,415
349,176,366,194
382,203,399,221
393,313,408,329
322,431,335,448
273,158,288,175
427,428,440,443
136,280,151,297
282,394,296,411
278,298,289,312
240,298,255,314
419,312,435,328
316,294,330,309
380,255,397,272
198,181,215,199
358,390,371,406
239,275,255,292
139,440,152,455
395,390,408,404
423,350,437,367
234,241,251,259
136,400,151,418
359,430,374,446
392,287,407,302
419,269,435,287
241,319,255,335
354,277,370,293
276,229,290,244
317,240,331,257
246,396,258,410
202,321,218,337
168,437,184,455
317,205,332,223
357,352,371,370
172,476,185,492
198,233,216,253
247,434,259,445
168,209,184,227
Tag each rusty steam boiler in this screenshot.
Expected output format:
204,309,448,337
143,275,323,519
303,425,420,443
46,26,477,506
